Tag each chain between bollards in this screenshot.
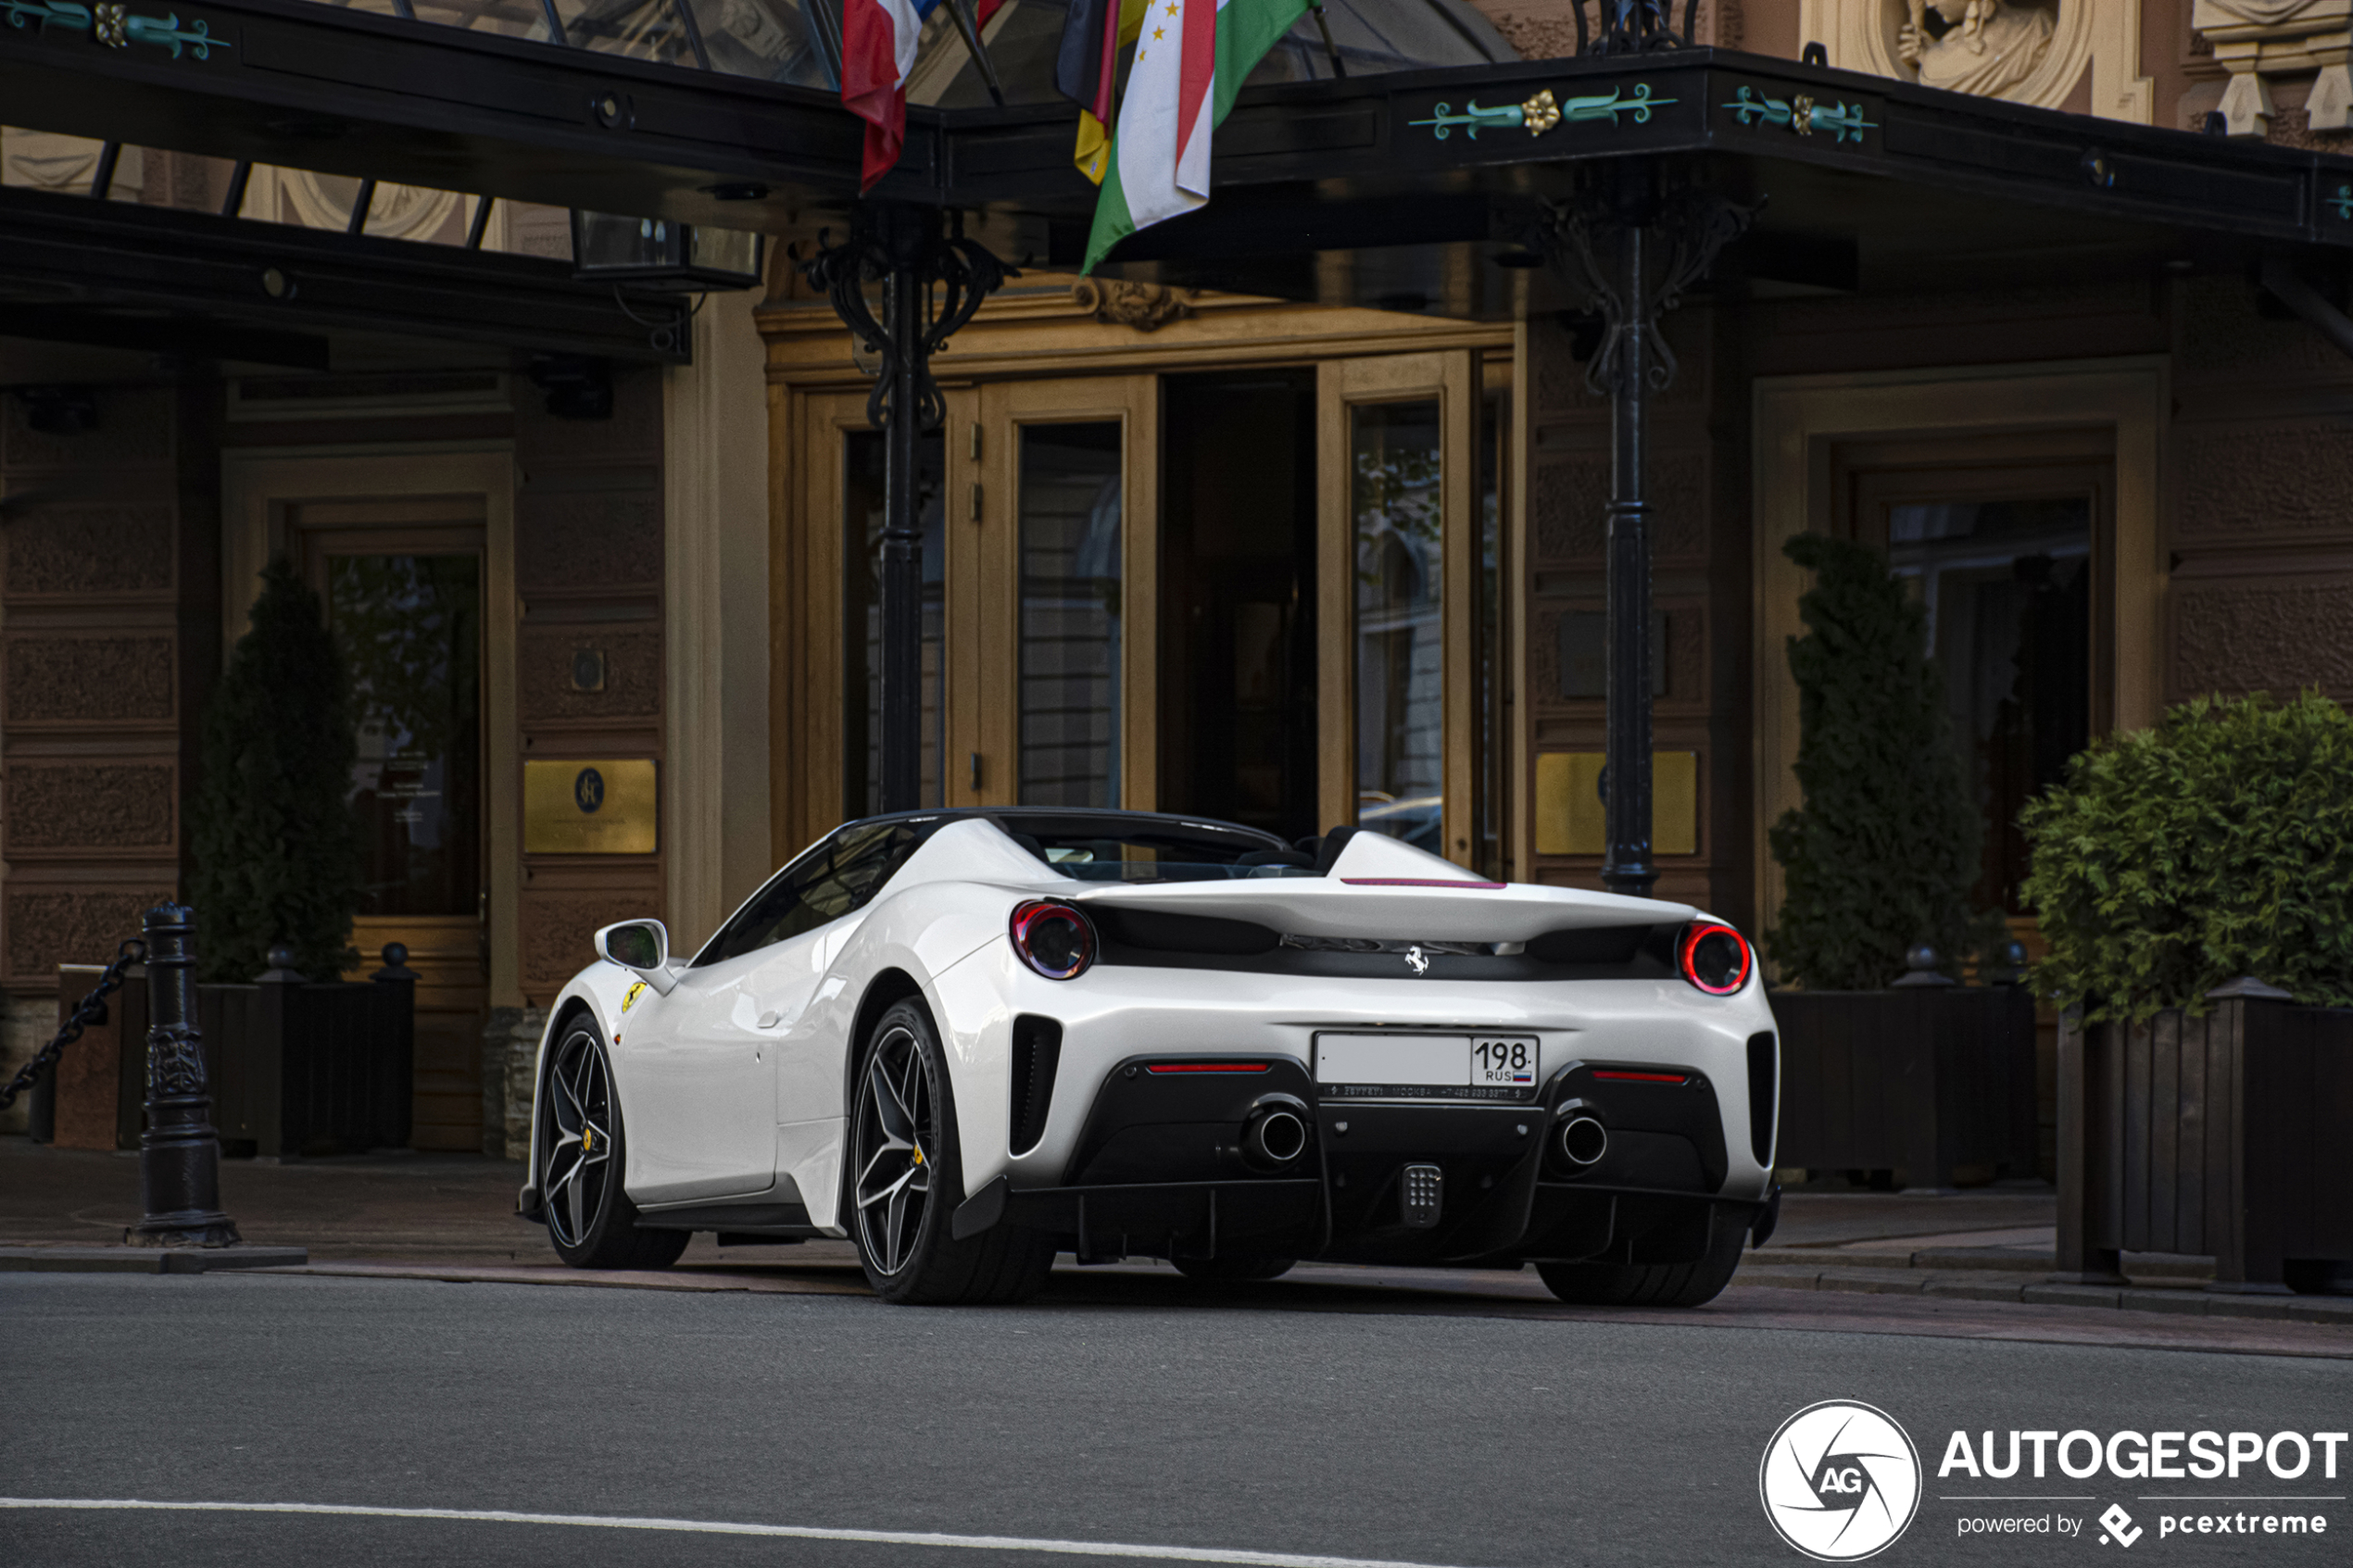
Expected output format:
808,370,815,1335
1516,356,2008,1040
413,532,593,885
128,900,241,1249
0,936,146,1112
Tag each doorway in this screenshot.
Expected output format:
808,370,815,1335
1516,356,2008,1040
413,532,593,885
296,499,490,1153
1832,433,2112,918
1158,369,1319,844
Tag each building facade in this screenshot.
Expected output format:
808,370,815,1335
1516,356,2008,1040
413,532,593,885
2,0,2347,1177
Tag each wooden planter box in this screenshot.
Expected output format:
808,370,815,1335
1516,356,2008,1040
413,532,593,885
1769,985,2039,1189
46,961,415,1158
2057,995,2353,1292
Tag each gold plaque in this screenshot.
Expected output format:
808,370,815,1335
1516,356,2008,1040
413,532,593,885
524,759,658,854
1534,751,1698,858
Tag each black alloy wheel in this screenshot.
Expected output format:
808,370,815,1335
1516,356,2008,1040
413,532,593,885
848,997,1055,1305
539,1020,686,1271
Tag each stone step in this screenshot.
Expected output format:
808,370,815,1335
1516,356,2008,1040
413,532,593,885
0,1243,310,1273
1734,1260,2353,1322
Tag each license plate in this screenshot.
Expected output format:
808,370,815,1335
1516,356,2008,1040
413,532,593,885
1314,1032,1541,1102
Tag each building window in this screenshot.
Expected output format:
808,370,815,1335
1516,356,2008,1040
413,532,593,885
1018,421,1123,807
1351,399,1443,851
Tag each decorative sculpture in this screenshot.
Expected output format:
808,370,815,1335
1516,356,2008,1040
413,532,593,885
1896,0,2056,98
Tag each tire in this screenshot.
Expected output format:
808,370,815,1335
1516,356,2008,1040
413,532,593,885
1535,1210,1747,1308
848,998,1056,1306
538,1018,689,1272
1172,1256,1297,1283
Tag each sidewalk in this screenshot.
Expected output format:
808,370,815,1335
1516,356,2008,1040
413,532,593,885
6,1135,2348,1344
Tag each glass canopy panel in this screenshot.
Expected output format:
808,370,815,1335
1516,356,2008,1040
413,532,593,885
321,0,832,85
907,0,1512,108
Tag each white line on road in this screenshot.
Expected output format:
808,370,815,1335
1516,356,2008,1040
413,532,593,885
0,1499,1487,1568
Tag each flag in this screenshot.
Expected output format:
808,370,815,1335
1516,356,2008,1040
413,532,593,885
1057,0,1150,183
842,0,943,192
1082,0,1306,270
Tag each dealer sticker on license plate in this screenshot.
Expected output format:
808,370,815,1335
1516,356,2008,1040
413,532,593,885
1314,1032,1541,1102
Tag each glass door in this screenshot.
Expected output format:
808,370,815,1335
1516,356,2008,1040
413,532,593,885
967,377,1157,809
298,508,488,1153
1316,353,1478,863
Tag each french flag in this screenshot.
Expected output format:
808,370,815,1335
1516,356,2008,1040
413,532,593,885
845,0,1004,191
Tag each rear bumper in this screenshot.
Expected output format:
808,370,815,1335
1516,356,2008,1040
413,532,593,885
961,1174,1768,1268
960,1049,1773,1268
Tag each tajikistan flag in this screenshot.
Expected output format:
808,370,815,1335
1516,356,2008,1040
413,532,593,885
1082,0,1306,272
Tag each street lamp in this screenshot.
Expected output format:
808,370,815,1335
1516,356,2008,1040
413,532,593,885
569,212,764,291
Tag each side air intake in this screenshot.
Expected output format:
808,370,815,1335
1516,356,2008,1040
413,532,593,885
1746,1030,1777,1168
1009,1015,1063,1157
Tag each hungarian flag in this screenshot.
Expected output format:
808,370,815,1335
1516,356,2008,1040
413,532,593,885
842,0,943,191
1082,0,1305,271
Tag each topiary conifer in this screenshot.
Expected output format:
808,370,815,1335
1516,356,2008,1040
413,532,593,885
1767,533,1982,990
187,557,360,982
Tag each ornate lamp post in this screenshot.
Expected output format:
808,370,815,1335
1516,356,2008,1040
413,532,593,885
803,207,1013,812
1539,165,1751,897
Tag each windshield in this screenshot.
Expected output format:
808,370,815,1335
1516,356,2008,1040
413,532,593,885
995,817,1315,882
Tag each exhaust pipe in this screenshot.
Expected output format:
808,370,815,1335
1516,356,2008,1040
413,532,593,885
1241,1103,1310,1170
1557,1114,1607,1168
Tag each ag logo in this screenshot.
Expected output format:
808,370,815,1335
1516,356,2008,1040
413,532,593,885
574,767,605,813
622,980,648,1014
2098,1504,2142,1548
1758,1400,1921,1562
1403,945,1430,976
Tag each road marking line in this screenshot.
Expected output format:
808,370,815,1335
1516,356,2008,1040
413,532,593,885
0,1499,1483,1568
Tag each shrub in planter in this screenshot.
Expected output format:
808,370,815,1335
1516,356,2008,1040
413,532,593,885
2020,691,2353,1021
188,558,361,983
1766,533,1985,989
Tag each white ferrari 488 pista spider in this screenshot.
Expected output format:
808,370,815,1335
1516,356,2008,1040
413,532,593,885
520,809,1780,1306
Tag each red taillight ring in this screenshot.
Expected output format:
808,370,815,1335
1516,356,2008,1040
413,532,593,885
1009,900,1096,982
1678,921,1752,996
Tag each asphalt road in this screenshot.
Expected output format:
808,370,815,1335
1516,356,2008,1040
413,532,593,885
6,1272,2350,1568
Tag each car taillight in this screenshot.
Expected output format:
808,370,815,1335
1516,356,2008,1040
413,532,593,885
1010,900,1096,981
1679,922,1752,996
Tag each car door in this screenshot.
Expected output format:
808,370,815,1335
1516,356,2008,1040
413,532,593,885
631,822,929,1208
616,951,783,1207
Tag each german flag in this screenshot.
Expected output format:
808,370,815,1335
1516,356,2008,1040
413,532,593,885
1058,0,1147,184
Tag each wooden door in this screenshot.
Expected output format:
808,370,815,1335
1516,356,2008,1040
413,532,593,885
966,376,1158,810
296,499,490,1152
1315,352,1478,864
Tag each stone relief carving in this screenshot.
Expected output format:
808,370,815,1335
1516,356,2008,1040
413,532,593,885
5,635,175,725
1897,1,2056,97
2192,0,2352,135
4,764,175,851
1799,0,2151,119
1,506,174,597
1071,279,1194,332
4,888,172,987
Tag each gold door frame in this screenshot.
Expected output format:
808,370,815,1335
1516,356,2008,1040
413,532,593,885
1315,351,1479,867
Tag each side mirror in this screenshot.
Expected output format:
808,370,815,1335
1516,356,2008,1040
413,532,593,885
594,919,675,995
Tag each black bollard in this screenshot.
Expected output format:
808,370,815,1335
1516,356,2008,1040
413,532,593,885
129,901,242,1248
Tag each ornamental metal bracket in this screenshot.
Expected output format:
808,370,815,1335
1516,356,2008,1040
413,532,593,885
3,0,228,57
800,212,1015,433
1410,83,1671,141
1538,183,1757,395
1723,84,1874,144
